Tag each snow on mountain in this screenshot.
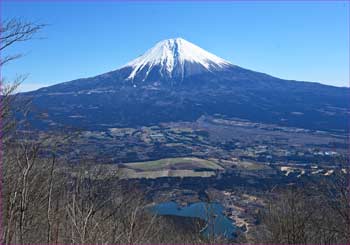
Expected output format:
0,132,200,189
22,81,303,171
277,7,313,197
122,38,233,81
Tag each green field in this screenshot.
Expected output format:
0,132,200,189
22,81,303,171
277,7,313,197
119,168,216,179
124,157,223,171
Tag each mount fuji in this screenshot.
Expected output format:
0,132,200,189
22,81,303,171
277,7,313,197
23,38,348,132
122,38,232,82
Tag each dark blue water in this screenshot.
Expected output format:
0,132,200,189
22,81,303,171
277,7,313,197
150,201,236,239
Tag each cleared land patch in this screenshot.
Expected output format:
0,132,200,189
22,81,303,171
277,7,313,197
119,168,216,179
124,157,224,171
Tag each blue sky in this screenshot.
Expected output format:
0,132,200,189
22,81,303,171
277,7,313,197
2,1,349,91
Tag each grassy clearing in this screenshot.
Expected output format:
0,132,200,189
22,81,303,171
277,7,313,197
237,161,269,170
124,157,223,171
118,168,216,179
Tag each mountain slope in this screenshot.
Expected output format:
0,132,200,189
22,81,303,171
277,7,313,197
22,38,349,133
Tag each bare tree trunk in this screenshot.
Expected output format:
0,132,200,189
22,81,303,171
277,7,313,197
46,154,56,243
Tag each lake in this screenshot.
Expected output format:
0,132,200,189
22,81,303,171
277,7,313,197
150,201,236,239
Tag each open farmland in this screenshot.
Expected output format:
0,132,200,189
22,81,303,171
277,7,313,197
124,157,224,171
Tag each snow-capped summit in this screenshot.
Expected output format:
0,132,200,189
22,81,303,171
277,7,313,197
122,38,233,81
